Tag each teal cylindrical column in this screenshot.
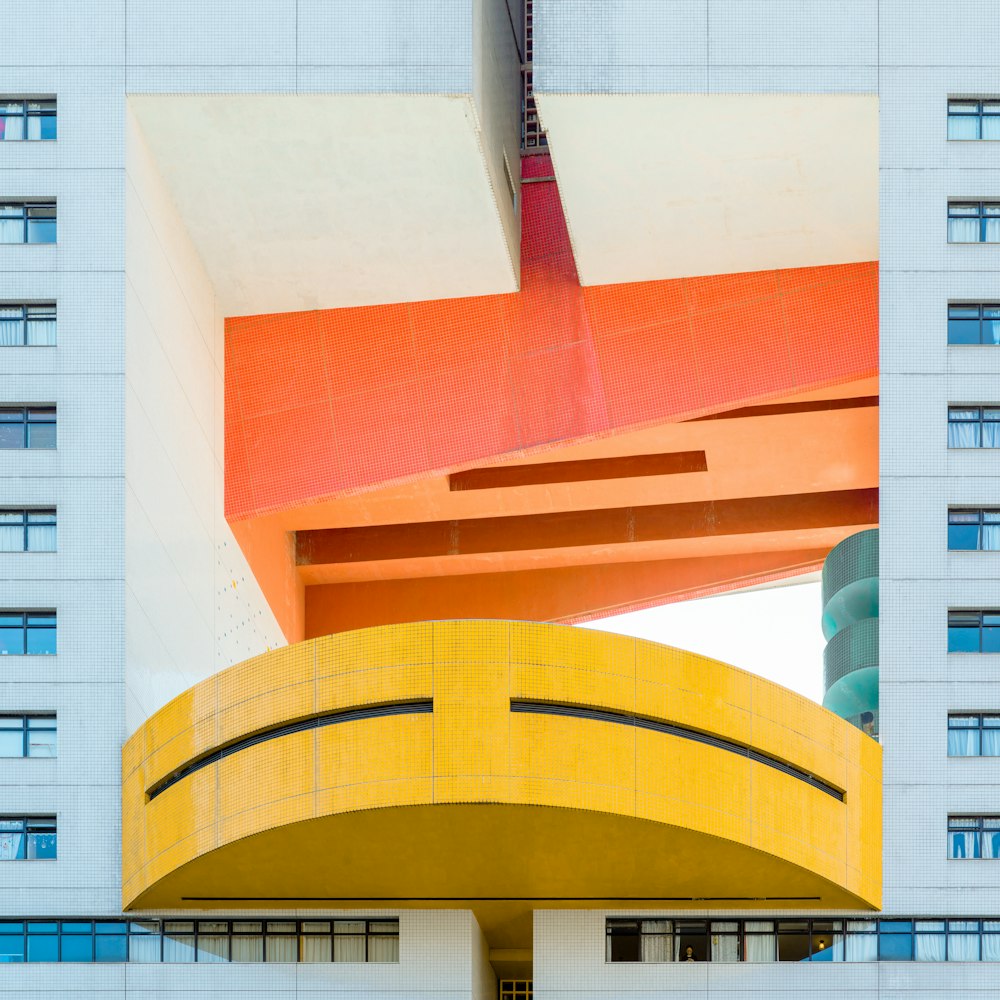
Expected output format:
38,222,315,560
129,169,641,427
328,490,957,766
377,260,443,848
821,529,878,737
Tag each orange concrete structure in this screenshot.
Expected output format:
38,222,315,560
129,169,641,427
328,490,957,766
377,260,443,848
224,156,878,641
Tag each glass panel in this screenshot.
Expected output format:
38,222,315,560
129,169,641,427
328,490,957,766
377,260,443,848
948,621,980,652
949,316,981,342
367,935,398,963
26,934,57,962
950,203,980,215
266,936,297,963
0,217,24,244
26,423,55,449
915,933,946,960
25,316,56,346
26,626,56,656
983,826,1000,859
845,932,877,962
949,217,981,242
878,929,913,961
949,115,981,139
0,931,24,963
196,935,228,963
711,933,740,962
26,523,56,552
266,922,295,933
984,317,1000,345
0,730,23,757
950,830,980,858
949,931,980,960
231,935,263,962
61,934,94,962
983,116,1000,141
301,922,329,933
163,932,195,963
333,935,366,962
777,932,810,962
26,218,55,244
949,727,980,755
0,422,24,449
744,922,775,963
95,935,127,962
983,623,1000,652
128,930,162,963
300,934,331,962
0,625,25,655
948,523,981,550
27,829,56,859
948,420,980,447
0,826,24,860
983,933,1000,961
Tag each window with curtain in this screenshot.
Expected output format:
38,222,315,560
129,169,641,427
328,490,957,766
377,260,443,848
333,920,367,962
948,610,1000,653
743,921,776,962
0,407,55,449
948,202,1000,243
915,920,946,961
162,922,195,962
195,922,228,963
0,510,56,552
845,921,878,961
0,100,55,141
949,816,1000,859
0,817,55,860
948,99,1000,139
948,509,1000,551
949,303,1000,345
948,921,981,960
948,406,1000,447
299,921,331,963
949,714,1000,755
126,922,161,962
0,304,56,347
982,923,1000,962
0,203,56,244
231,921,263,962
710,922,739,962
265,923,297,962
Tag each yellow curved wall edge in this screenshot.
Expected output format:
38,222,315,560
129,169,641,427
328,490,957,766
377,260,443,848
122,620,881,939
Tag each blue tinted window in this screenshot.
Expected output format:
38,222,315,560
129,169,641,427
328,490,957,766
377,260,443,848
26,933,57,962
60,934,93,962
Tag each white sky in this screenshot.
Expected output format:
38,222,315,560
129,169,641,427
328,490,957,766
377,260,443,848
585,581,825,704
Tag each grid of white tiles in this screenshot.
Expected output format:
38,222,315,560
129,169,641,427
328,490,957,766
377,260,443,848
879,1,1000,918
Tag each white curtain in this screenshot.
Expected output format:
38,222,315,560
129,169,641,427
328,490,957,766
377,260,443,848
266,936,297,963
641,921,670,962
367,936,399,963
845,924,877,962
983,524,1000,551
127,934,161,963
0,525,22,551
0,115,23,141
162,933,195,963
711,934,739,962
26,524,55,552
334,935,366,962
982,729,1000,755
0,318,20,346
744,923,775,963
196,936,228,963
0,831,23,860
949,218,981,242
985,218,1000,242
231,936,262,962
983,831,1000,860
950,831,975,858
300,936,332,962
25,117,41,141
948,927,980,961
949,420,980,448
26,319,56,346
915,934,946,961
982,934,1000,962
949,728,979,756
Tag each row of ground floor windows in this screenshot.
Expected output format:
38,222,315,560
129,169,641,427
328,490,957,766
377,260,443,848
0,919,398,963
606,919,1000,963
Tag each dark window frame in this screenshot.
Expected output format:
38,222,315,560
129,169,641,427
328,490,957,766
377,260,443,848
0,407,56,449
0,610,57,655
948,713,1000,756
0,509,56,552
0,816,56,862
948,303,1000,345
947,509,1000,551
0,202,56,245
947,201,1000,243
948,816,1000,861
947,406,1000,448
0,303,56,346
0,99,56,141
0,714,56,757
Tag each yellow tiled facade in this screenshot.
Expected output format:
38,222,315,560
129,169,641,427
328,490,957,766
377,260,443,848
122,620,882,924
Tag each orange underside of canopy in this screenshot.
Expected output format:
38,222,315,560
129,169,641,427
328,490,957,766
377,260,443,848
224,155,878,641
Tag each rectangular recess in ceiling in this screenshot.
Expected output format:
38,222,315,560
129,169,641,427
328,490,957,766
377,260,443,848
448,451,708,491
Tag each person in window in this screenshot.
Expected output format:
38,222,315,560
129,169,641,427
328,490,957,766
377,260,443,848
682,946,698,962
860,712,875,738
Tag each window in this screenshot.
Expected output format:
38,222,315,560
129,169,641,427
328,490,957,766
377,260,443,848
949,816,1000,860
0,510,56,552
0,407,55,449
948,611,1000,652
0,202,55,244
947,202,1000,243
0,817,56,860
949,303,1000,345
0,304,56,346
500,981,532,1000
0,101,55,141
947,509,1000,551
604,917,1000,963
0,715,55,757
948,99,1000,140
0,611,56,655
948,714,1000,756
948,406,1000,447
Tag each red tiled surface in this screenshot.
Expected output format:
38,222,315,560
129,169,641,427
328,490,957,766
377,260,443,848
225,156,877,521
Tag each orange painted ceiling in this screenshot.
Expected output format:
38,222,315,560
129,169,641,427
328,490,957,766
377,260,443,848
224,155,878,641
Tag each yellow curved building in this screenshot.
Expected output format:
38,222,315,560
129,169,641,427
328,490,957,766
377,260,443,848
123,621,881,952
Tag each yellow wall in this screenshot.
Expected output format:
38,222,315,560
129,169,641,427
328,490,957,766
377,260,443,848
123,620,881,925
